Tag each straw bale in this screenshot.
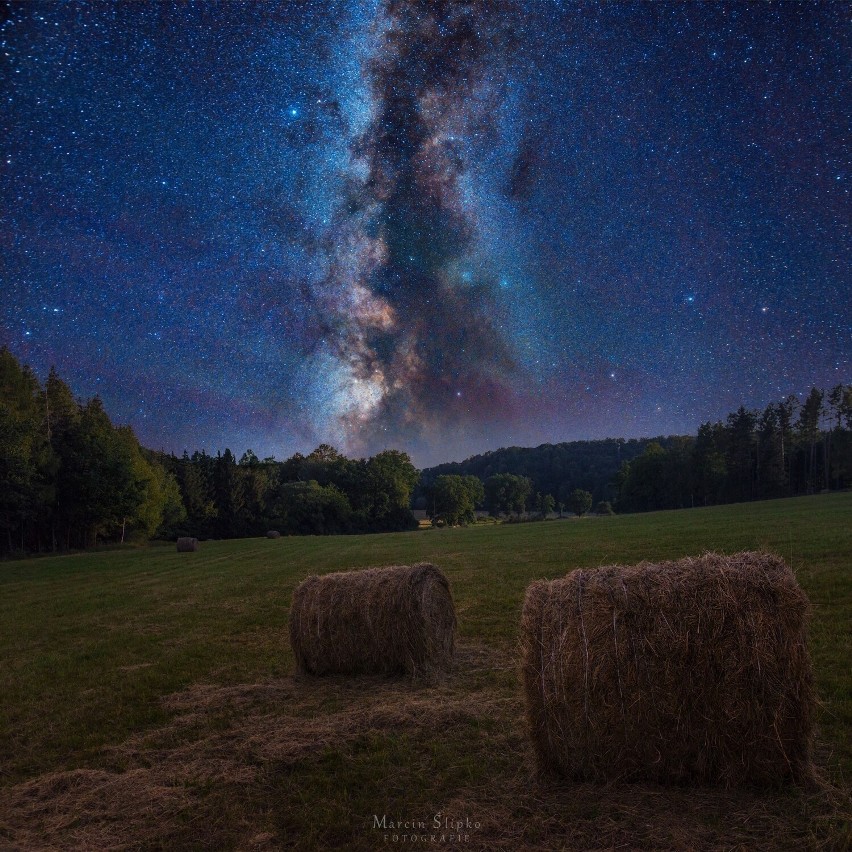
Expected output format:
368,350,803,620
176,537,198,552
520,551,815,786
289,563,456,678
266,530,281,538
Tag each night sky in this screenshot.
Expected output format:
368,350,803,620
3,1,849,466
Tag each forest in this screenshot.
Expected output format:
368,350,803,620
1,346,850,554
612,389,852,511
417,437,673,507
0,348,418,553
420,388,852,514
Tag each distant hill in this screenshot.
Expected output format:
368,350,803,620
415,437,686,507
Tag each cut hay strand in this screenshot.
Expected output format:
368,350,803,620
520,551,816,786
289,563,456,679
176,537,198,552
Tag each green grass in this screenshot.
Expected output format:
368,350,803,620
0,493,850,850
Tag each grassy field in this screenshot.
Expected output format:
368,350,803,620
0,493,849,850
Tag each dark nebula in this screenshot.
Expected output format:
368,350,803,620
309,0,521,455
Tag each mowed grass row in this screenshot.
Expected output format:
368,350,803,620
0,492,849,848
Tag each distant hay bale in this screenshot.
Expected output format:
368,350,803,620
289,563,456,679
266,530,281,539
176,537,198,552
520,551,815,786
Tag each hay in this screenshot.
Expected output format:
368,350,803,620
289,562,456,679
266,530,281,538
520,551,816,786
176,537,198,552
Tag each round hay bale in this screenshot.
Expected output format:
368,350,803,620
176,537,198,552
266,530,281,539
289,563,456,679
520,551,815,786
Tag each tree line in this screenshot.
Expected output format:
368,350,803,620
416,437,681,508
417,387,852,517
423,472,603,524
2,346,849,553
0,348,420,553
158,443,419,540
614,388,852,512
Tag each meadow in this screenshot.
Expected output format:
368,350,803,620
0,493,849,850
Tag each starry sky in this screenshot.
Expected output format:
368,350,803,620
3,1,849,466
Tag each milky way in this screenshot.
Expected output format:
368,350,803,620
2,1,849,465
303,0,523,457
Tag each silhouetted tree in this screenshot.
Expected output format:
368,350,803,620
214,449,246,537
756,404,786,498
692,422,727,506
568,488,593,517
484,473,532,516
797,388,824,493
274,480,351,535
616,443,667,512
429,474,482,525
361,449,419,531
54,398,145,548
725,407,758,502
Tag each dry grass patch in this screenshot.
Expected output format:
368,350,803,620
1,640,847,850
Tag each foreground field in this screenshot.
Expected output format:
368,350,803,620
1,493,850,850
